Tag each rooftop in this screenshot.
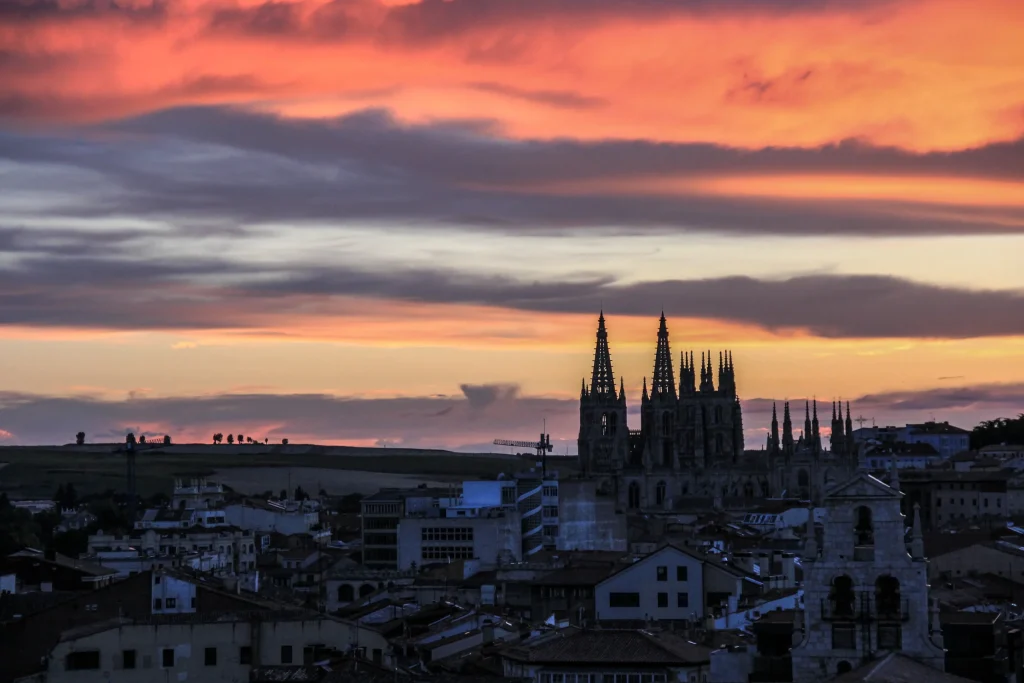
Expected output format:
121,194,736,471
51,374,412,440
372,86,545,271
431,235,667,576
906,421,971,436
500,628,711,665
835,651,975,682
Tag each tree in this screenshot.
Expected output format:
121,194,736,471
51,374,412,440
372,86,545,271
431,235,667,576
246,436,252,444
227,434,234,445
75,431,85,445
237,434,244,444
294,485,308,501
163,435,171,446
282,438,289,445
138,435,146,445
279,489,287,500
213,433,223,444
264,438,268,445
971,415,1024,449
125,432,136,446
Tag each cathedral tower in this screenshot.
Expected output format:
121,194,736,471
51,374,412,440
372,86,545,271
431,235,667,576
643,313,678,469
578,312,629,474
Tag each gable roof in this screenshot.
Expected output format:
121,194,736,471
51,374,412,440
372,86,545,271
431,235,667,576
500,629,711,665
835,652,974,682
825,473,901,501
596,544,704,586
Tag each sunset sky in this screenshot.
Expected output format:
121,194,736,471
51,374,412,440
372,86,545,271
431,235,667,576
1,0,1023,449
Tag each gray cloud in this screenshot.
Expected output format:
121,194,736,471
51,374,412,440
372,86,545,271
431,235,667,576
0,381,1015,448
1,106,1022,236
0,230,1021,339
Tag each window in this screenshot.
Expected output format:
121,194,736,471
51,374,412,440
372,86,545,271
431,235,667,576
421,527,474,542
676,566,688,581
166,598,176,609
677,592,689,608
240,647,252,665
877,624,903,650
154,575,161,584
608,592,640,608
372,648,383,664
656,566,668,581
123,650,136,670
543,486,558,497
162,648,175,668
153,598,162,610
281,646,293,664
421,546,475,561
205,647,217,666
657,592,668,608
191,597,196,608
543,506,559,519
832,623,856,649
66,651,101,670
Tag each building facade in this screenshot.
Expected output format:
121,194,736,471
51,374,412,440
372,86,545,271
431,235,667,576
790,472,945,681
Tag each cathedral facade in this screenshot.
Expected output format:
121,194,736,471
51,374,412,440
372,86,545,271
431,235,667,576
577,313,858,509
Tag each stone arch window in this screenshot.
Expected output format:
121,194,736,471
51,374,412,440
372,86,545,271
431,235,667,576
358,583,375,597
655,481,667,506
662,412,672,433
855,506,875,546
337,583,354,603
601,413,609,436
714,405,723,424
628,481,641,509
829,575,856,618
875,575,901,618
662,441,673,467
609,413,618,434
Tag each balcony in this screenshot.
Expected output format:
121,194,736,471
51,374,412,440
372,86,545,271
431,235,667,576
821,595,910,622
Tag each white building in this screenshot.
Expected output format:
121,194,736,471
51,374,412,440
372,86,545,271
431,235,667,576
87,526,257,574
396,507,522,570
224,500,325,539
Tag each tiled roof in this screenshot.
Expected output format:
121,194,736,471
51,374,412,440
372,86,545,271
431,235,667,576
533,565,618,586
501,629,710,665
834,652,975,682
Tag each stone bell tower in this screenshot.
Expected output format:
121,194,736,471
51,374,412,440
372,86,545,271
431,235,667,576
791,472,945,681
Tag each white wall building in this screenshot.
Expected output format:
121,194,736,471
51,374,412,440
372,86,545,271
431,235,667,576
224,500,323,538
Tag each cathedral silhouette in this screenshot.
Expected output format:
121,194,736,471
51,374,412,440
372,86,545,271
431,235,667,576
577,312,858,509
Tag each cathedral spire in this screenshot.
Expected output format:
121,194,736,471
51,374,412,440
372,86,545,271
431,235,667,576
782,401,794,457
590,311,617,400
642,376,649,402
845,401,853,443
804,401,812,443
651,313,676,399
770,402,780,456
580,378,587,399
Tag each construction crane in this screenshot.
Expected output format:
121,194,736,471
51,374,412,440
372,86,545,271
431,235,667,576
493,432,553,459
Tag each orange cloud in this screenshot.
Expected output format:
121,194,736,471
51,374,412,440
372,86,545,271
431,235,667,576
2,0,1022,150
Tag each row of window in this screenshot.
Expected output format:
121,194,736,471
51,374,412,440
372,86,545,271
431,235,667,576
540,675,669,683
68,644,317,671
422,546,475,560
364,517,399,530
935,497,1001,508
655,566,688,582
607,592,689,608
421,527,474,542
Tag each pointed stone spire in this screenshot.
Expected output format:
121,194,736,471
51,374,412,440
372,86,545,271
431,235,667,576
910,503,925,559
782,402,794,456
580,378,588,399
803,401,812,443
642,376,649,402
590,311,617,400
890,454,900,492
651,313,676,399
770,402,780,456
845,401,854,444
804,501,818,560
811,399,820,452
619,376,626,401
